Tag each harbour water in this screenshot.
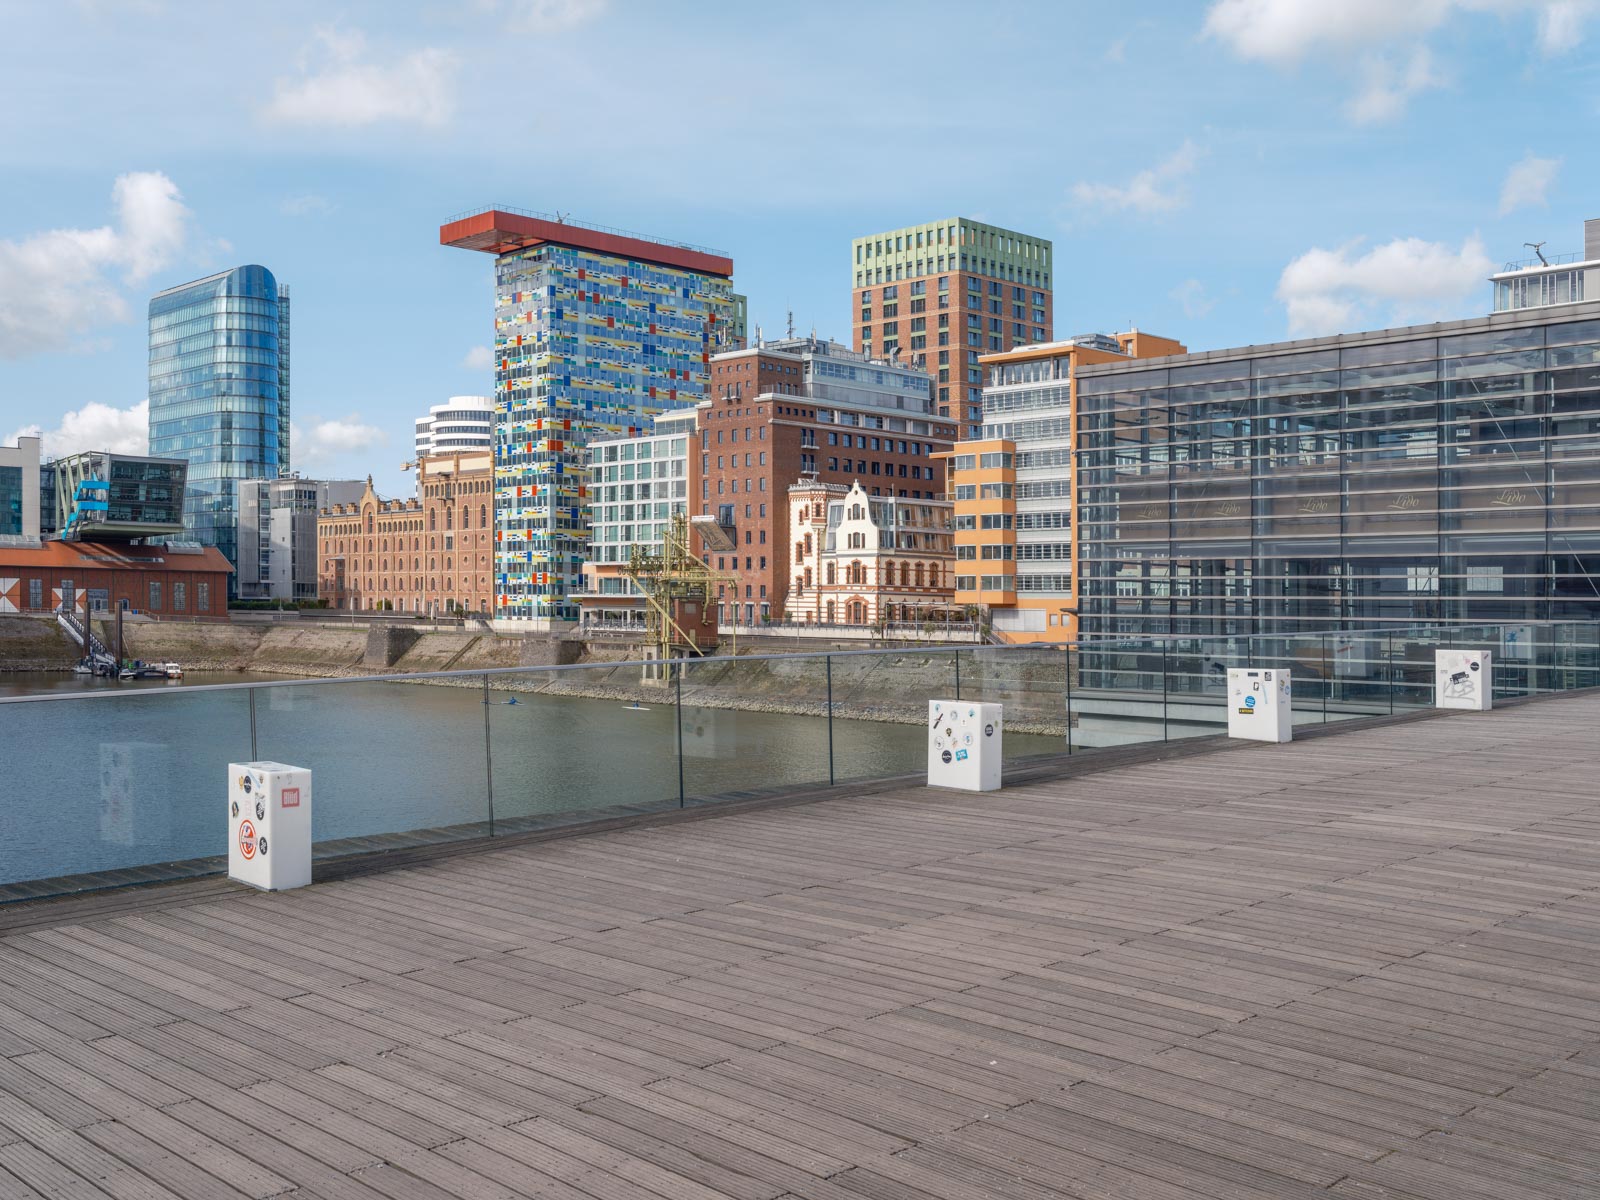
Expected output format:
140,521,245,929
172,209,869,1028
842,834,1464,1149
0,675,1062,888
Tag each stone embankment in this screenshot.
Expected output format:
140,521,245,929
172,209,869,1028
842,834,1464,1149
2,615,1067,735
0,616,78,670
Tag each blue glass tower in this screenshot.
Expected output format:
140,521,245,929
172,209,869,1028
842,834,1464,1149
147,265,289,583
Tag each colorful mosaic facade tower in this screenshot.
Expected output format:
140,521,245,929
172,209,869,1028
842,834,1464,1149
442,209,733,622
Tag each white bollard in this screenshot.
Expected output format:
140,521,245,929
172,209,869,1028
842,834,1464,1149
928,700,1003,791
1227,668,1293,743
1435,649,1492,711
228,762,313,890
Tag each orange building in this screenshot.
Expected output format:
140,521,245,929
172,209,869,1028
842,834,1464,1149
317,450,495,615
946,330,1185,643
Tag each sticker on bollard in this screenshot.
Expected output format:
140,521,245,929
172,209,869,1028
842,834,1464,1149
927,700,1002,791
1435,649,1492,712
1227,668,1293,743
228,762,312,891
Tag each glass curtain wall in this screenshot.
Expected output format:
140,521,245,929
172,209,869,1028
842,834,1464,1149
1078,314,1600,636
148,265,288,587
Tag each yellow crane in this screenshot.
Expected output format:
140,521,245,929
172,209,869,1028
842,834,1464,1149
624,513,737,664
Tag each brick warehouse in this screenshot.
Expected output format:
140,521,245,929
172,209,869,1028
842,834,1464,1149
698,337,958,625
0,541,232,619
317,450,495,615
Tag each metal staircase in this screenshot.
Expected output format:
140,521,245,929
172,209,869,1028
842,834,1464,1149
57,609,117,672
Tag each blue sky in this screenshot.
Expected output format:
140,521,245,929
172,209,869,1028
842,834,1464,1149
1,0,1596,495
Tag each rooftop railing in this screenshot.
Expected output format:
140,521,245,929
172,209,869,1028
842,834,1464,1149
3,620,1595,899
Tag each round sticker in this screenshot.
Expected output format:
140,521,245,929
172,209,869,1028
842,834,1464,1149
963,733,973,746
940,750,952,764
933,736,944,750
230,800,239,818
241,775,252,795
254,800,265,821
984,723,994,737
238,819,257,860
257,836,268,857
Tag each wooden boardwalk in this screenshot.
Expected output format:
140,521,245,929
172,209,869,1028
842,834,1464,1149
2,693,1599,1199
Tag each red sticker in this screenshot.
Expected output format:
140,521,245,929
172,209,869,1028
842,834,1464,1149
238,819,257,860
281,788,300,809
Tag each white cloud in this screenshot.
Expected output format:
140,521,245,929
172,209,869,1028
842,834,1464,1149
0,171,191,361
281,194,333,217
1203,0,1451,64
292,416,389,465
1498,152,1561,215
9,400,149,458
461,345,494,371
265,28,459,129
1277,234,1494,336
1170,279,1217,319
1071,141,1202,216
1537,0,1598,52
1105,36,1128,62
1203,1,1592,121
494,0,610,32
1346,46,1443,124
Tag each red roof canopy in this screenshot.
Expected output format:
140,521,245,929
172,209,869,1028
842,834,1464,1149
440,210,733,278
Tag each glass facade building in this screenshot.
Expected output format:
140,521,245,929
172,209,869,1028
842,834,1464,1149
1075,304,1600,637
147,265,290,580
48,452,186,541
443,209,732,623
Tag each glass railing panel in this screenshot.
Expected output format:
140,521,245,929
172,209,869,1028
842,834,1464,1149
677,651,833,804
822,649,960,784
0,687,253,892
488,664,679,831
956,646,1069,762
1070,637,1165,748
1164,636,1248,739
253,677,491,853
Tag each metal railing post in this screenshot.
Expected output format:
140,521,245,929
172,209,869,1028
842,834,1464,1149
954,651,961,701
675,665,685,809
1161,640,1169,742
826,655,835,787
1388,635,1395,714
248,688,258,761
482,675,496,836
1065,646,1074,755
1321,634,1329,724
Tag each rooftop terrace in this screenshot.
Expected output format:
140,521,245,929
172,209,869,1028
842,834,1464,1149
2,691,1598,1199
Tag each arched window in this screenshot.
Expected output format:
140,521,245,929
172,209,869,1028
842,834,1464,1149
915,562,926,587
480,504,487,528
803,533,812,556
804,567,812,588
366,513,373,533
428,510,436,532
446,507,453,530
795,541,805,564
825,562,836,586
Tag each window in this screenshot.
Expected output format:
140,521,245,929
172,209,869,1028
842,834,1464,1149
148,580,162,610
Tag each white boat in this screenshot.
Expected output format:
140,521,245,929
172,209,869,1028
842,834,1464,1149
73,660,94,676
163,662,184,679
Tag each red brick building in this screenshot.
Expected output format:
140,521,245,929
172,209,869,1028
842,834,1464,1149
699,337,958,625
851,219,1053,438
317,451,495,615
0,541,232,619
